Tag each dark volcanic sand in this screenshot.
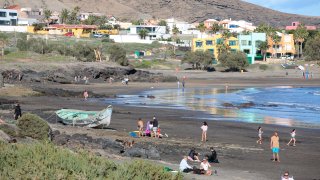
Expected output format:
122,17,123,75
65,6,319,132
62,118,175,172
2,70,320,179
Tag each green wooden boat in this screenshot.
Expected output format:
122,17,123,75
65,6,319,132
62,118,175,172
55,105,112,128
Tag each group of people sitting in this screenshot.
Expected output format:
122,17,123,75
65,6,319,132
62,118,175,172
179,147,219,176
137,116,162,138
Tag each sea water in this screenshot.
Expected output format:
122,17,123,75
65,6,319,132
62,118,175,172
105,87,320,128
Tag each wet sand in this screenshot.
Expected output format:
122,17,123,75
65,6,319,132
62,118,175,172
2,69,320,180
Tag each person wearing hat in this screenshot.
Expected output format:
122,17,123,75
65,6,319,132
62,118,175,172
200,158,212,176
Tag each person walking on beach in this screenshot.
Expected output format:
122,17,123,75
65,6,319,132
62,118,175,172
83,90,89,100
152,116,159,138
270,132,280,162
256,126,263,144
14,103,22,120
137,118,144,137
287,129,296,146
201,121,208,142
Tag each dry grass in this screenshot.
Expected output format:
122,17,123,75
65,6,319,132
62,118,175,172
0,85,40,97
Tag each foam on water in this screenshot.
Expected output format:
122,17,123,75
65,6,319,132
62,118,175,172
103,87,320,128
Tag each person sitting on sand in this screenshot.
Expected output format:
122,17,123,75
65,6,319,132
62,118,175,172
257,126,263,144
145,121,152,137
281,171,294,180
200,158,212,176
205,147,219,163
201,121,208,142
188,147,200,162
287,129,296,146
179,156,193,173
137,118,144,137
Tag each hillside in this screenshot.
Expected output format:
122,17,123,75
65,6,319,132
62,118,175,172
5,0,320,27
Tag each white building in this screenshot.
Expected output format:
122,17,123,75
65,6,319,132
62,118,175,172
79,12,104,21
0,9,18,26
219,19,256,33
129,25,166,40
166,18,194,34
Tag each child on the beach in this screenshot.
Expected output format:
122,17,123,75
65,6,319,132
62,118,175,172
83,90,89,100
201,121,208,142
287,129,296,146
256,126,263,144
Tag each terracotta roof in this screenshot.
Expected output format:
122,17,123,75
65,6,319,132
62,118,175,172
6,5,20,9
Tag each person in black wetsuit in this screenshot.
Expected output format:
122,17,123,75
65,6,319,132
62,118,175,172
14,103,22,120
188,147,200,162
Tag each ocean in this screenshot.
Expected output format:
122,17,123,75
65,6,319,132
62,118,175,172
105,86,320,129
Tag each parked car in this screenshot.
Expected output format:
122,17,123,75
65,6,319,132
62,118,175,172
93,33,108,38
64,32,74,37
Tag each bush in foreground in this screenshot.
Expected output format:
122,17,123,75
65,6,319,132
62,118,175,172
0,142,182,179
17,113,50,140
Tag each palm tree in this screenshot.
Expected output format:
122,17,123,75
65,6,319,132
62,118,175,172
60,9,69,24
294,24,309,58
172,25,180,56
209,23,222,35
0,33,8,57
197,23,206,38
138,28,149,39
44,9,52,26
271,33,281,57
257,41,270,61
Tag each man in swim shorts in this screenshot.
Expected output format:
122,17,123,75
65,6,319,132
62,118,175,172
270,131,280,162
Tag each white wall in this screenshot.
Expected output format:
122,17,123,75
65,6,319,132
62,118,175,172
0,26,27,32
110,34,154,44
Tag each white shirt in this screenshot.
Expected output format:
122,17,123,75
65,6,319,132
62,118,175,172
201,125,208,132
291,131,296,138
281,176,294,180
200,161,211,171
179,159,192,171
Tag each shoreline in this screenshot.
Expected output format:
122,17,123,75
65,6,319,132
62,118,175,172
1,68,320,179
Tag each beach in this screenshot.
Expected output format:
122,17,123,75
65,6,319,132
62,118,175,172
1,66,320,180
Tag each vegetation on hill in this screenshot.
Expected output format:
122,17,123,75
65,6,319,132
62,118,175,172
0,142,182,179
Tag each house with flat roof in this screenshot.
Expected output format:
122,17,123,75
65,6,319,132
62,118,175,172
129,25,166,40
192,34,239,61
0,8,18,26
285,22,316,31
267,32,295,58
238,33,266,64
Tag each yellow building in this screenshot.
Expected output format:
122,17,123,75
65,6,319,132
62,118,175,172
95,29,119,35
27,24,97,38
192,34,239,60
267,33,296,58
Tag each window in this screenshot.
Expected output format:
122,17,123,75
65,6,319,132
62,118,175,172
206,40,213,46
0,20,10,25
216,38,223,45
9,12,17,16
241,40,247,46
229,40,236,46
195,41,203,47
230,49,237,52
0,12,6,17
208,49,214,54
248,41,252,46
244,49,250,54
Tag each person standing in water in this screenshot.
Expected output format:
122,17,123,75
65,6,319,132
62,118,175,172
201,121,208,142
256,126,263,144
287,129,296,146
270,131,280,162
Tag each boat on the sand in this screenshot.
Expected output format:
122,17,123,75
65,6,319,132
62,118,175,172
55,105,112,128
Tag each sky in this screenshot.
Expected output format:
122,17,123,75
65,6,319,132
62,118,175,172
243,0,320,16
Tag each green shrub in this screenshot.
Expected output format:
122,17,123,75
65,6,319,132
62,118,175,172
0,124,19,137
110,160,183,180
259,64,268,70
107,44,129,66
16,113,50,140
0,142,182,179
133,60,152,68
